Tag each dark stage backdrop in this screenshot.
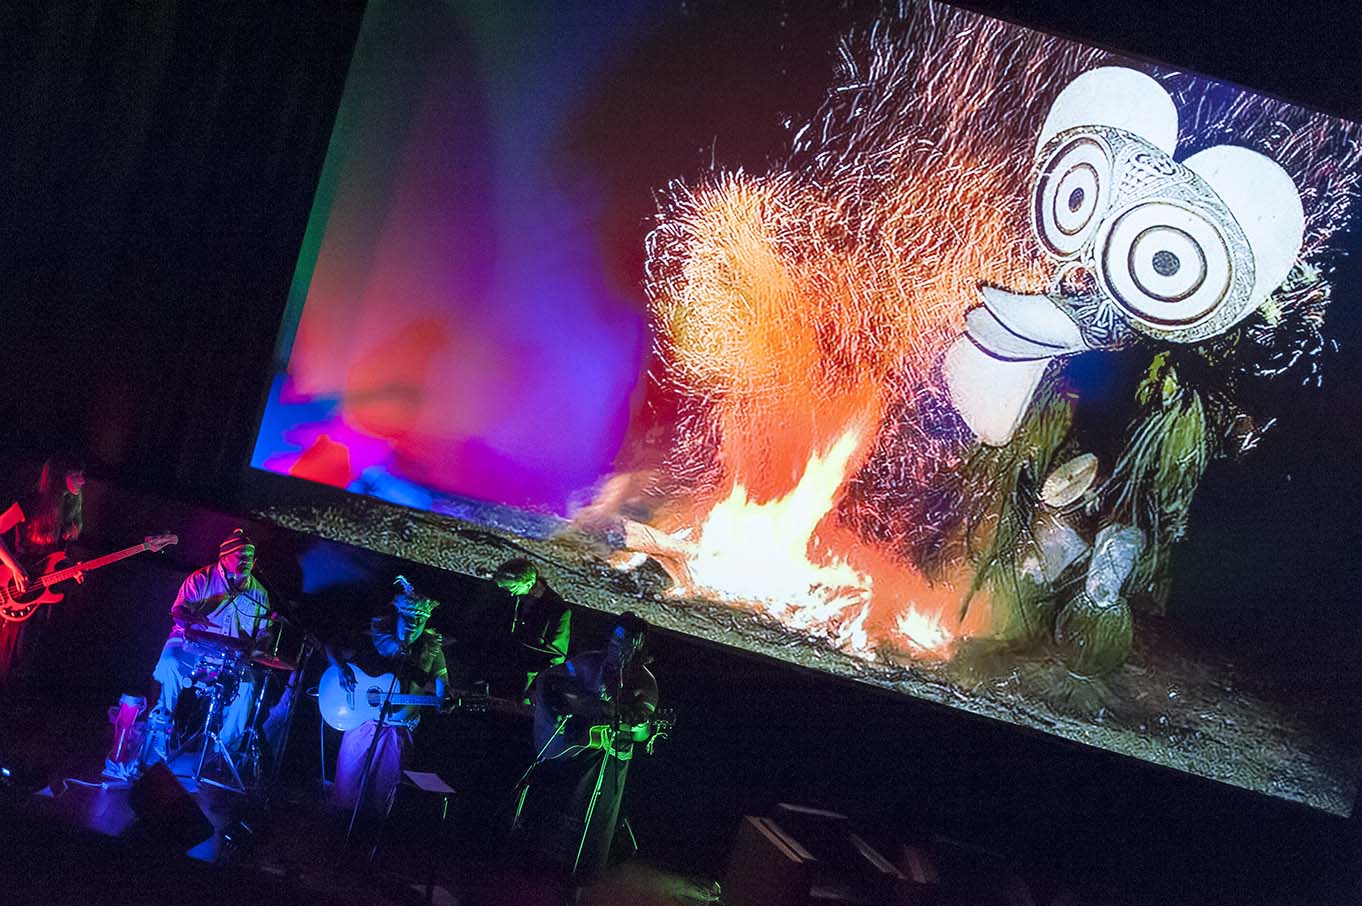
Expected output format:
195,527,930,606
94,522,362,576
0,2,366,503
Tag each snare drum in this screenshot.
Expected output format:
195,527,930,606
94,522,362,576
185,641,248,709
190,652,233,684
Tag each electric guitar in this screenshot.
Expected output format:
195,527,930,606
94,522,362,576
536,703,677,761
0,533,178,622
318,663,533,731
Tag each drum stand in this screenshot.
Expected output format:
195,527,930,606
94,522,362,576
181,676,248,794
236,671,275,789
260,641,314,788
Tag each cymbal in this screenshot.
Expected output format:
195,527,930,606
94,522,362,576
251,654,298,672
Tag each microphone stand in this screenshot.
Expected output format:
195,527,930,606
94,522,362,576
342,646,406,859
507,710,571,835
570,656,628,879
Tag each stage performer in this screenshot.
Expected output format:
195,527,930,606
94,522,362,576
431,559,573,860
144,528,269,761
511,612,658,883
326,575,449,819
0,452,86,689
491,557,571,700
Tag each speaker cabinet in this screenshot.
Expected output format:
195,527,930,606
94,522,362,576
128,762,214,850
724,815,817,906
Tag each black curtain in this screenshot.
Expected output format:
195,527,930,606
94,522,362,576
0,2,365,505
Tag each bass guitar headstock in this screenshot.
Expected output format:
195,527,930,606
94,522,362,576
645,707,678,755
145,533,179,553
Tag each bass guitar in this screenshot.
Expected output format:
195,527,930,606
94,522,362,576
318,663,532,731
0,533,178,622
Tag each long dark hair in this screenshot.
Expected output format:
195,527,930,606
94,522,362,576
26,452,84,547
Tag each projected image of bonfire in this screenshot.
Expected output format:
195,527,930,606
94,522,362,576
257,1,1362,817
586,4,1362,685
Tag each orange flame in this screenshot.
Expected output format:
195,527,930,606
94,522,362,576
657,420,974,661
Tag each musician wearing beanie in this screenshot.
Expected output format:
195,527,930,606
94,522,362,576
144,528,270,762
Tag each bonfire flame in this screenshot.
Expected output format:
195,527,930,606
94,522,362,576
618,421,959,660
685,427,872,621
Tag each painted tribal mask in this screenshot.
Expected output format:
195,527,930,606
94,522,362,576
944,66,1305,446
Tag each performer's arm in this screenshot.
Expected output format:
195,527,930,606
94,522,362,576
544,604,571,665
529,663,575,750
325,640,356,692
531,663,575,718
621,668,659,729
169,572,211,628
0,502,28,592
521,599,571,698
430,636,451,710
434,673,448,711
250,584,271,643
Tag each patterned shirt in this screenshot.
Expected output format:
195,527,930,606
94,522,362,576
169,562,270,641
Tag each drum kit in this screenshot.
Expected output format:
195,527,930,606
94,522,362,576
173,614,310,793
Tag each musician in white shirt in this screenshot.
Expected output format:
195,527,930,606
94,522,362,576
144,528,269,761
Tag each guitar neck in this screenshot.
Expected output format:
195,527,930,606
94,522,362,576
386,694,442,707
40,542,153,588
382,692,533,716
457,695,534,718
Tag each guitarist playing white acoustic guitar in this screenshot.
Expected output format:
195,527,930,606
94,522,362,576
325,575,451,820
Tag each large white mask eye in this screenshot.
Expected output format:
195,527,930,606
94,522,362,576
1098,201,1235,327
1034,135,1112,259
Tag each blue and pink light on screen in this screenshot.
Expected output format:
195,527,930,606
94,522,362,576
251,2,655,516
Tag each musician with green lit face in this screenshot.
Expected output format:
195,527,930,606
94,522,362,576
512,611,659,882
492,558,572,698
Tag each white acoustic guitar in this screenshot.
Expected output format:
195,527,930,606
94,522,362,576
318,663,531,731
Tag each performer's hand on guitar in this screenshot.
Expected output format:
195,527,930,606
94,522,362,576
5,563,29,594
322,640,358,709
337,661,357,694
73,569,86,585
